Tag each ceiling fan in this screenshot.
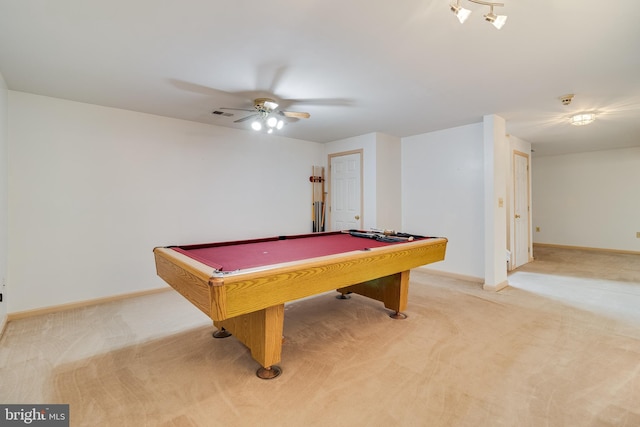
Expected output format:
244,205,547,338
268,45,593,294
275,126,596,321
220,98,310,133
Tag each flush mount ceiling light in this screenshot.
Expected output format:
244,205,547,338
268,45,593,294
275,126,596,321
450,0,508,29
570,112,596,126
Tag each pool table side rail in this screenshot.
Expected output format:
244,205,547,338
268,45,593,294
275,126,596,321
154,247,216,317
173,231,343,251
154,237,447,321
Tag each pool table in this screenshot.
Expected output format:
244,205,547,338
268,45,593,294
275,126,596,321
153,231,447,379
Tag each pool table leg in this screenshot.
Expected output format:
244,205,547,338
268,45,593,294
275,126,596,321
213,304,285,379
336,270,410,319
212,327,232,338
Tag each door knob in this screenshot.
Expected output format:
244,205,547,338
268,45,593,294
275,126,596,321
355,215,360,220
515,214,521,219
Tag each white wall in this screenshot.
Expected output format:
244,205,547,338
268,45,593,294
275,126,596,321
8,92,324,313
402,123,485,280
375,133,402,231
532,147,640,252
0,73,8,330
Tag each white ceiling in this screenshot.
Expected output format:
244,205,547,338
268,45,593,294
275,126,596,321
1,0,639,157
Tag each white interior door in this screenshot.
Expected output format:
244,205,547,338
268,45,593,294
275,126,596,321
513,151,530,268
330,152,362,231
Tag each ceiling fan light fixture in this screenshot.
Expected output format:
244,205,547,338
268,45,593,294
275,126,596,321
263,100,278,110
570,112,596,126
228,98,308,134
267,116,278,128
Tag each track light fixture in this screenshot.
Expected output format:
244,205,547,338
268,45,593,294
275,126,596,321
450,0,471,23
450,0,508,29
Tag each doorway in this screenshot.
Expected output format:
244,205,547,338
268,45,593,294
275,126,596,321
513,150,531,268
328,150,363,231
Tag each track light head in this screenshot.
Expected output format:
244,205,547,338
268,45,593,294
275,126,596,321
450,1,472,23
484,6,507,29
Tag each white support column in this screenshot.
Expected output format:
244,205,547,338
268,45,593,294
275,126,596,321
483,115,509,291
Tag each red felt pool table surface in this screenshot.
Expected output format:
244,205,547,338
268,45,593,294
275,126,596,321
171,232,399,272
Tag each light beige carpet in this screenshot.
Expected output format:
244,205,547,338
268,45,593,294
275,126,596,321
1,246,639,426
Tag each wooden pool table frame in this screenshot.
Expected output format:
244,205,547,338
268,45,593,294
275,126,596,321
153,235,447,378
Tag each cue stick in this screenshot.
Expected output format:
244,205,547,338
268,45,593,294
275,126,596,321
320,166,326,231
312,165,324,232
311,166,317,232
379,234,414,242
319,166,322,231
348,230,414,242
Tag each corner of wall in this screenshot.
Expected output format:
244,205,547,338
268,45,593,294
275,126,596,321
0,72,9,326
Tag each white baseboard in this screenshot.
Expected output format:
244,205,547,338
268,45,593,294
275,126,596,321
533,242,640,256
7,287,171,321
0,314,7,340
483,280,509,292
414,266,484,284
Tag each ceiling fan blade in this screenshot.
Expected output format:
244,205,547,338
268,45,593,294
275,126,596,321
281,111,310,119
234,114,258,123
221,107,255,112
279,97,354,107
